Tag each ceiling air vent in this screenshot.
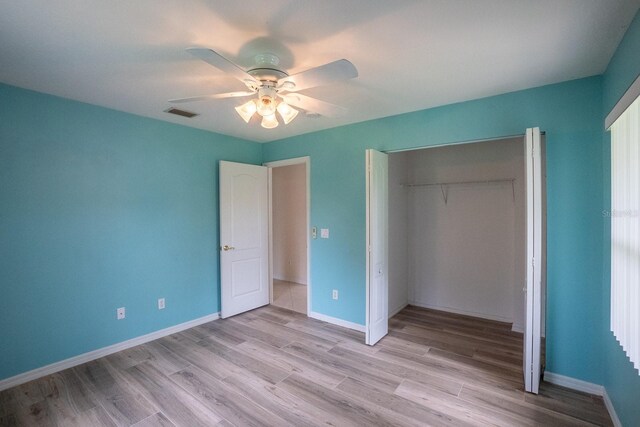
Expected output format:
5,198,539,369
164,107,198,118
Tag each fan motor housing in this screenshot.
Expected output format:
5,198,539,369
247,67,288,83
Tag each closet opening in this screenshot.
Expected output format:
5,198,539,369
386,135,547,387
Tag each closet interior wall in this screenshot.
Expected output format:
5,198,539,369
388,138,527,331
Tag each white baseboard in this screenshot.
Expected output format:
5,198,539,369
543,371,604,396
0,312,220,392
389,303,409,319
544,372,623,426
309,311,366,332
603,388,623,427
409,300,512,324
511,322,524,333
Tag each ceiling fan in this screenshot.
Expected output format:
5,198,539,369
169,48,358,129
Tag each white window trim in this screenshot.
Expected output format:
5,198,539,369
606,73,640,130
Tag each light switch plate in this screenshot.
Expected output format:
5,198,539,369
321,228,329,238
311,226,317,239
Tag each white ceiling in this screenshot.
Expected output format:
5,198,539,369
1,1,638,143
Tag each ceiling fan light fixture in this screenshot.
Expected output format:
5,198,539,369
256,87,277,117
261,113,279,129
277,101,299,124
234,99,257,123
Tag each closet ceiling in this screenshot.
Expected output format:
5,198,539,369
0,1,637,142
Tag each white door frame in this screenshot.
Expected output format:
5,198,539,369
264,156,311,315
377,132,546,389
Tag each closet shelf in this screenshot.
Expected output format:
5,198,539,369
401,178,515,188
401,178,516,204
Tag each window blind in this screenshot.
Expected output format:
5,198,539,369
611,94,640,373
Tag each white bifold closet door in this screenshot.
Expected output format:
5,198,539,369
524,127,543,394
366,149,389,345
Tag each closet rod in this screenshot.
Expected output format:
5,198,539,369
401,178,515,188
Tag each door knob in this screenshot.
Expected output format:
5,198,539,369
222,245,235,251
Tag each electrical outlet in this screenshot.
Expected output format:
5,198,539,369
158,298,165,310
332,290,338,300
311,227,317,239
117,307,125,320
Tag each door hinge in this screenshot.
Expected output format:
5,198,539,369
531,257,535,268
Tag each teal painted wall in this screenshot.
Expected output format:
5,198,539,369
0,83,261,380
263,76,605,384
602,11,640,427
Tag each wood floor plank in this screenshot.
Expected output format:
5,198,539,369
36,369,99,423
222,372,331,427
427,347,523,380
216,317,291,348
8,400,52,427
329,338,382,355
402,305,513,331
282,341,402,392
282,318,356,344
0,305,612,427
105,340,190,376
395,379,533,427
72,358,157,426
336,376,472,426
280,373,431,427
235,338,347,388
260,304,308,320
0,413,17,427
322,323,366,341
458,384,599,426
524,384,613,426
62,405,118,427
157,334,243,381
123,362,224,426
329,344,464,396
170,365,293,427
196,335,290,385
399,322,524,352
130,412,175,427
244,316,338,350
377,334,430,355
195,323,245,347
376,346,526,399
252,310,295,325
388,329,477,357
0,380,44,417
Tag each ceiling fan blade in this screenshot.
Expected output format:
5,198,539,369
278,59,357,92
282,93,347,117
186,48,258,88
169,91,255,104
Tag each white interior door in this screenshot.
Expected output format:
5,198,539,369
366,149,389,345
220,161,269,318
524,127,543,393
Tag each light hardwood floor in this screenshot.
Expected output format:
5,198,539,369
0,305,612,426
